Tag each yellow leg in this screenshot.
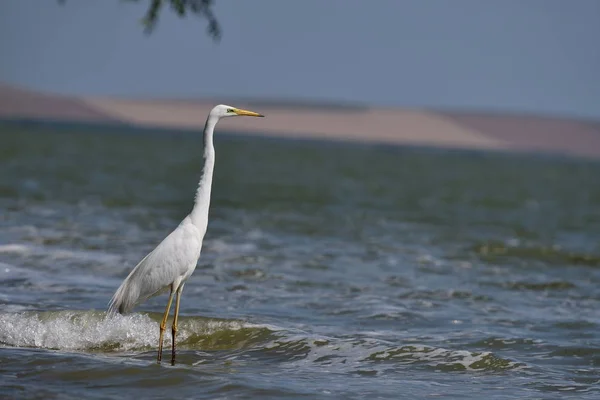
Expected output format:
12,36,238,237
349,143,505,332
157,288,175,364
171,283,185,366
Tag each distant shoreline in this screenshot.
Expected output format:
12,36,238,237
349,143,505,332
2,83,600,159
0,118,595,166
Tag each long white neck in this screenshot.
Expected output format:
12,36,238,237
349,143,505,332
190,115,218,231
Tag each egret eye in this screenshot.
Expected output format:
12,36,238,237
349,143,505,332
227,108,235,113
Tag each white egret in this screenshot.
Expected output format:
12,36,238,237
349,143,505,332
108,104,264,365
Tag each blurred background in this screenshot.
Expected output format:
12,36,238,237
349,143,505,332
1,1,600,399
2,0,600,155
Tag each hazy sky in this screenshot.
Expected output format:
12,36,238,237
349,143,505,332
1,0,599,119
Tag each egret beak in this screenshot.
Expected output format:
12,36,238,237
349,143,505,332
233,108,265,117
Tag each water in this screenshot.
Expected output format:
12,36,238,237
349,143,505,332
1,124,600,399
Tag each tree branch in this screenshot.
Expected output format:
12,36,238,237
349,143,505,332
58,0,222,41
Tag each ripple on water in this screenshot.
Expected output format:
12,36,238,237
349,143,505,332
0,310,525,375
0,311,526,375
365,344,526,372
472,240,600,268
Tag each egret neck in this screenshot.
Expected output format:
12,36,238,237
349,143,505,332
190,115,217,230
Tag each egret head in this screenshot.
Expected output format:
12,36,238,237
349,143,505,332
210,104,265,119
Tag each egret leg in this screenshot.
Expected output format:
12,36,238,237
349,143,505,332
157,288,175,363
171,283,185,366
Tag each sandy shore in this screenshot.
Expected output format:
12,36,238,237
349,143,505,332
2,83,600,159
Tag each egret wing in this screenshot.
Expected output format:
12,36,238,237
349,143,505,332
108,219,203,314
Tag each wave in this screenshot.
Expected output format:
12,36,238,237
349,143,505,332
472,240,600,267
0,243,123,265
0,310,273,352
0,310,525,372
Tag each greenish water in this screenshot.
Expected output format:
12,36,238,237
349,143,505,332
1,125,600,399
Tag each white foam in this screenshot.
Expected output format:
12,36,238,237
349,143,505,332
0,311,154,351
0,311,262,352
0,244,30,254
0,242,122,265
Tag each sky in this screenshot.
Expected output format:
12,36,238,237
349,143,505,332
1,0,599,119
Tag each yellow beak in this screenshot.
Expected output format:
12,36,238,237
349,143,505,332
233,108,265,117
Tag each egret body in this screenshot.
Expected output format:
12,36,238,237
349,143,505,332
108,104,264,365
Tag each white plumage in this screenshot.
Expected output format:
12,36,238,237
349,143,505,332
107,104,264,365
108,216,203,314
